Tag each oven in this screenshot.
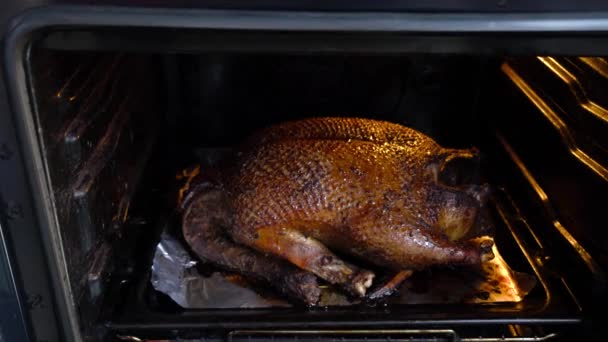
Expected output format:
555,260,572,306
1,2,607,341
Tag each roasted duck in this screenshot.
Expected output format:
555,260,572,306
181,117,494,305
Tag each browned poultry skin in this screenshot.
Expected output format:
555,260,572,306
182,183,321,304
183,117,493,301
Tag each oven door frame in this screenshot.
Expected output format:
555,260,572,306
4,6,608,342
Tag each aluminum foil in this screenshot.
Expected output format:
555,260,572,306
150,232,289,308
151,233,535,309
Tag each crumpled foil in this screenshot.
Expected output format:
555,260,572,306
150,232,289,308
151,233,536,309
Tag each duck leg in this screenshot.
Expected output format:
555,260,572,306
241,226,375,297
182,186,322,305
367,270,414,301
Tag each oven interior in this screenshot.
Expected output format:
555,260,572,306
21,37,608,341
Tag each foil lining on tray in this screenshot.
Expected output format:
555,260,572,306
150,232,288,308
151,232,536,309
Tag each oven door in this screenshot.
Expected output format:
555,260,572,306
3,4,608,342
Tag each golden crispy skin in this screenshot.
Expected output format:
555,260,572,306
227,138,485,269
245,116,441,150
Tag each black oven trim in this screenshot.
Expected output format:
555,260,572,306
7,7,608,55
5,5,608,341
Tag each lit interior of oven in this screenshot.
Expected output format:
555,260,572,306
24,47,607,340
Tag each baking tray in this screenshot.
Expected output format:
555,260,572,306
101,181,582,340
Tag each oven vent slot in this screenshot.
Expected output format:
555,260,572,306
227,330,460,342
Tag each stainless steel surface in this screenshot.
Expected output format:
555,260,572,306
2,3,76,342
0,221,30,341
